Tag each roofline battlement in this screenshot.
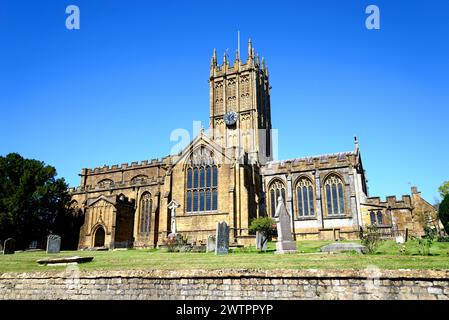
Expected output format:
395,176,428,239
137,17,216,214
264,151,356,170
69,175,163,194
366,194,412,208
82,156,172,175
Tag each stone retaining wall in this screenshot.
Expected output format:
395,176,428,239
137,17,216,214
1,269,449,300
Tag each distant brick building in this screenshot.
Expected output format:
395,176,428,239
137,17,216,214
69,41,437,249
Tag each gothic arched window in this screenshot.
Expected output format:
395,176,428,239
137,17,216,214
296,177,315,218
370,211,376,225
186,147,218,213
324,174,345,215
139,193,152,234
377,211,383,225
268,180,286,217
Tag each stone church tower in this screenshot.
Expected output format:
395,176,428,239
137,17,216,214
209,39,273,165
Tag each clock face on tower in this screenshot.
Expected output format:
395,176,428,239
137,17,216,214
224,111,238,126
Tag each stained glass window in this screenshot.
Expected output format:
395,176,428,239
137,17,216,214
325,175,345,215
186,149,218,213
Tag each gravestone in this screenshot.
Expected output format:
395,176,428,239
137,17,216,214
215,221,229,255
395,236,405,244
3,238,16,255
274,196,297,254
0,242,3,253
46,234,61,254
256,231,268,251
207,235,216,252
320,242,367,254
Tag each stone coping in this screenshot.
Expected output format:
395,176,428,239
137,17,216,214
1,269,449,280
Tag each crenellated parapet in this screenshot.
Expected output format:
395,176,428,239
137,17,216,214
365,195,412,209
69,175,164,195
84,156,171,175
261,151,357,175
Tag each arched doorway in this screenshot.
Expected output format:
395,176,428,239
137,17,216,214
94,227,105,247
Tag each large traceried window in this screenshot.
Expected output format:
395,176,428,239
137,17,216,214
296,177,315,218
324,174,345,215
268,180,286,217
139,193,152,234
186,147,218,213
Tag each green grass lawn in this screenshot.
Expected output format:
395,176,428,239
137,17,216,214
1,240,449,273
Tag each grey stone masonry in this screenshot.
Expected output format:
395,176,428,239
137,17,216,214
207,235,216,252
3,238,15,255
1,269,449,300
256,232,268,251
46,235,61,254
215,221,229,255
274,197,296,254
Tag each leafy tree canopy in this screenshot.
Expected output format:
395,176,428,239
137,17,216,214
439,181,449,199
438,194,449,235
0,153,73,249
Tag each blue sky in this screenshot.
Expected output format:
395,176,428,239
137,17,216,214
0,0,448,203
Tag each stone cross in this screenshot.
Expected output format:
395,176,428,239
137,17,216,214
3,238,15,255
46,234,61,254
215,221,229,255
274,196,296,254
168,199,180,234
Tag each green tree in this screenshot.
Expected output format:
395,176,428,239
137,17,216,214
438,194,449,235
0,153,74,249
439,181,449,199
249,217,277,250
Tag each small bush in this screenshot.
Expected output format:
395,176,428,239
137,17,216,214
249,217,277,251
437,236,449,242
398,244,408,255
414,226,436,256
359,225,382,254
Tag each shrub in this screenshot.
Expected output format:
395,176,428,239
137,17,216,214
414,226,436,256
248,217,277,251
359,225,382,254
398,244,408,255
438,194,449,235
437,236,449,242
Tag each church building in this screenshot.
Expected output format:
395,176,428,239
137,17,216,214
69,40,438,249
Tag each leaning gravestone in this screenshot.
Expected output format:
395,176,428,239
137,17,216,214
3,238,16,255
207,235,216,252
256,231,267,251
274,196,297,254
47,234,61,254
215,221,229,255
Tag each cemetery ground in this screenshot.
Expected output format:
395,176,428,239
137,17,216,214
2,240,449,273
